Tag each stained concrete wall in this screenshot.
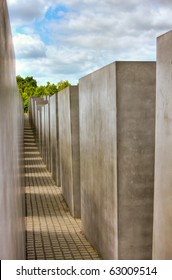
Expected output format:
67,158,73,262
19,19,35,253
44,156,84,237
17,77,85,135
34,98,43,144
153,30,172,260
0,0,25,259
36,100,48,152
79,62,156,259
41,105,46,161
58,86,80,218
29,97,50,163
44,102,51,171
37,107,42,151
29,97,42,128
50,93,61,186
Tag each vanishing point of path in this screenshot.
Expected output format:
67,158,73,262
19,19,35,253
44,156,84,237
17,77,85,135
24,116,101,260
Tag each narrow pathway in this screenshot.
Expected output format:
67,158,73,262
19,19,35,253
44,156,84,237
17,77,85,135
24,116,101,260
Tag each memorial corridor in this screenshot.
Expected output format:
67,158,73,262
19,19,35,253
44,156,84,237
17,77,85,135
24,116,101,260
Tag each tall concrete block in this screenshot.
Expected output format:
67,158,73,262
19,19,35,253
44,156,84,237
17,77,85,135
44,102,51,171
36,100,48,152
34,98,43,144
29,97,42,128
50,93,61,186
41,105,46,161
153,30,172,259
0,0,25,259
58,86,80,217
37,107,41,151
79,62,156,259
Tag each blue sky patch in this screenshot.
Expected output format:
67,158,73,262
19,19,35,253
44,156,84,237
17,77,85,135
45,5,69,21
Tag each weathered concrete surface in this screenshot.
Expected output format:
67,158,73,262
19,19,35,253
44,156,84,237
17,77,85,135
36,100,48,153
58,86,80,217
37,107,42,152
0,0,25,259
44,102,51,171
50,93,61,186
34,98,43,144
41,105,46,161
79,62,155,259
29,97,42,128
153,30,172,260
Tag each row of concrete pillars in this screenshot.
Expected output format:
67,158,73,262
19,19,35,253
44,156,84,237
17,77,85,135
1,0,172,259
29,29,172,260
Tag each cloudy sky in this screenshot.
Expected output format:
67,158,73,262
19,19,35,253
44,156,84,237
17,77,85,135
7,0,172,85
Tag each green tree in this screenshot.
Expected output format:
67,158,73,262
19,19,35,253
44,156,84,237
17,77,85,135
17,75,38,112
45,82,57,95
24,76,37,88
57,80,71,92
17,76,71,112
21,91,29,112
34,85,46,97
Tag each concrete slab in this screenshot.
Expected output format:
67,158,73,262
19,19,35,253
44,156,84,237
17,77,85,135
29,97,42,129
153,30,172,260
49,93,61,186
44,102,51,171
36,100,48,153
41,106,46,161
0,0,25,259
58,86,80,218
79,62,156,259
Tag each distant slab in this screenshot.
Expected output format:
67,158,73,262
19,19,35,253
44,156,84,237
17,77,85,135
29,97,42,128
36,100,48,153
41,105,46,162
58,86,80,218
49,93,61,186
79,62,156,259
44,102,51,171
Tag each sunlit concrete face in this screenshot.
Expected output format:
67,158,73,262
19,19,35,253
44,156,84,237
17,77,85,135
33,98,43,144
0,0,25,259
153,31,172,260
58,86,80,218
29,97,42,128
44,102,51,171
36,100,48,153
41,106,46,161
50,93,61,186
79,62,156,259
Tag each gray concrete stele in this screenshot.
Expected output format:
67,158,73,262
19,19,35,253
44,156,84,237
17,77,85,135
153,30,172,260
79,61,156,260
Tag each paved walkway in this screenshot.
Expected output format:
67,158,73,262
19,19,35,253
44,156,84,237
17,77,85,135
24,117,101,260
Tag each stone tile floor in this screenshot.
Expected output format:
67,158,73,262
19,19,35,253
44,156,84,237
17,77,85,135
24,117,101,260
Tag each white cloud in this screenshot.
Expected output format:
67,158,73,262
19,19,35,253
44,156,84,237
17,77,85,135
7,0,51,25
15,44,99,85
13,34,46,59
7,0,172,85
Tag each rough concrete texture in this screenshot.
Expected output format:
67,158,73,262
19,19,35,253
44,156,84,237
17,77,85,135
153,30,172,260
0,0,25,259
29,97,42,128
79,62,156,259
36,100,48,152
50,93,61,186
37,107,41,151
44,102,51,171
41,105,46,161
58,86,81,218
34,99,43,144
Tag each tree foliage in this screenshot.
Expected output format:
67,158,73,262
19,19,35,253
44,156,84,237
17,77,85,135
16,76,71,112
57,80,71,92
